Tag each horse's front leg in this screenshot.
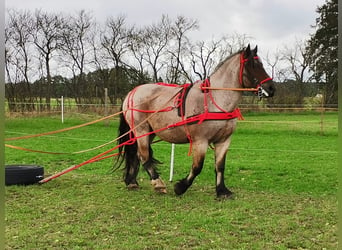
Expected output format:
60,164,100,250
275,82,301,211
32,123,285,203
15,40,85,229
174,141,208,195
214,138,234,199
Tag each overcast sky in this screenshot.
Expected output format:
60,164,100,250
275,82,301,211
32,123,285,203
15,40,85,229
6,0,325,56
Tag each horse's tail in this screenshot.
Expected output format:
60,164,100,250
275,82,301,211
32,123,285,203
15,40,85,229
114,110,138,174
114,106,161,186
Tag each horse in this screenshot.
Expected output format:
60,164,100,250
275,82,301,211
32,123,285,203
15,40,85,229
115,44,275,198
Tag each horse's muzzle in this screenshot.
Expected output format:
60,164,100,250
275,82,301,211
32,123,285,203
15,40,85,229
259,81,275,98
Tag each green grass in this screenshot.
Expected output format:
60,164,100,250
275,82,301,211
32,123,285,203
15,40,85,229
5,112,338,249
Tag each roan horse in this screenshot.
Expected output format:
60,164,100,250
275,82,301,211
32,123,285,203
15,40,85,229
115,44,275,198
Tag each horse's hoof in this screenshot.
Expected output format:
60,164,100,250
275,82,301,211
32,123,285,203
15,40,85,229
216,192,234,200
127,183,140,190
155,187,167,194
151,179,167,194
174,179,188,196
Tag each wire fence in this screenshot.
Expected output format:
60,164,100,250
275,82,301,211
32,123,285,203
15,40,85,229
5,102,120,117
5,101,338,117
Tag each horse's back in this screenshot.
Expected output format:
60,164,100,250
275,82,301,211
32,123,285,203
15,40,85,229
122,83,181,112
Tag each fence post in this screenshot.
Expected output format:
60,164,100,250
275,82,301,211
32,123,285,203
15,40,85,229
320,94,324,136
61,96,64,124
104,88,109,126
169,143,175,182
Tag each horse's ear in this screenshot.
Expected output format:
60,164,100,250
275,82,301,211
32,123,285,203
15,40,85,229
253,45,258,55
244,44,251,58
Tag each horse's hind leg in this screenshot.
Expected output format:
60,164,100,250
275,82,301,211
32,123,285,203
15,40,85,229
124,159,140,190
137,136,167,194
123,142,140,190
174,141,208,195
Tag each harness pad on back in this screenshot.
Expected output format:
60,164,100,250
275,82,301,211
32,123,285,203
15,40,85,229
176,83,194,117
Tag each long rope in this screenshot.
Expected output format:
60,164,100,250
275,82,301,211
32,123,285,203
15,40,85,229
5,144,67,155
38,106,180,184
5,111,123,141
5,138,119,155
5,104,175,155
39,151,123,184
38,88,187,183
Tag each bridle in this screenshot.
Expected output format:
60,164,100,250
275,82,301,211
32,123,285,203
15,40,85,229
239,53,273,93
201,52,273,99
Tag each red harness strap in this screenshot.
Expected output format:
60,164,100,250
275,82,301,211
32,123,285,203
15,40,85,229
167,108,243,128
199,79,243,119
180,79,243,154
239,54,249,85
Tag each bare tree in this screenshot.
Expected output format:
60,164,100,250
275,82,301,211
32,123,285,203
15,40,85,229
6,9,35,110
89,22,109,104
101,15,132,103
101,15,131,67
32,9,63,110
5,25,16,110
188,39,222,81
59,10,94,104
177,33,248,82
217,33,250,61
128,27,147,79
269,40,315,106
142,15,172,82
167,16,198,83
90,22,105,71
280,39,313,83
265,50,281,81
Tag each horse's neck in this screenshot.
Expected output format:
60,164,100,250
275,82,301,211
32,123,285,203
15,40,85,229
208,54,242,111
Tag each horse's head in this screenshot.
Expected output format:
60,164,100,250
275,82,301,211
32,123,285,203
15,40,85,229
240,44,275,98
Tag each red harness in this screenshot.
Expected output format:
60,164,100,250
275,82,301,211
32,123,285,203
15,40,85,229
126,80,243,155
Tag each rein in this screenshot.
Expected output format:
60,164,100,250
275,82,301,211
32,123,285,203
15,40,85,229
200,86,258,92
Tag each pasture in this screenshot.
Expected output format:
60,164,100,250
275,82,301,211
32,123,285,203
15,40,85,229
5,112,338,249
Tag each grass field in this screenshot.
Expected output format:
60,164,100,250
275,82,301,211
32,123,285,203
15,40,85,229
5,112,338,249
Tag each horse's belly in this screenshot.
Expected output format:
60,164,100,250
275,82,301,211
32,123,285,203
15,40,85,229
154,126,189,144
152,119,236,144
203,120,237,142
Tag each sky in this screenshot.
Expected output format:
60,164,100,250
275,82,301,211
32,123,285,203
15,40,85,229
5,0,325,58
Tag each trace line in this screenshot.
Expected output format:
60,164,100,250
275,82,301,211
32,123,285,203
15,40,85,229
5,131,109,142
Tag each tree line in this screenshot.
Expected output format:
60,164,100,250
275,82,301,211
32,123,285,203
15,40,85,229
5,1,337,112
